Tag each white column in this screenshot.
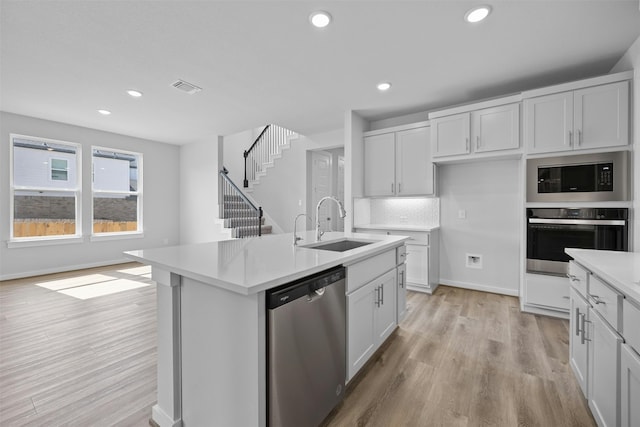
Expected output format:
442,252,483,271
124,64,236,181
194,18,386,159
151,267,182,427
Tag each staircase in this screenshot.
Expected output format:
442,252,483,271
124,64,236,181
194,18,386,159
243,124,298,191
219,169,271,238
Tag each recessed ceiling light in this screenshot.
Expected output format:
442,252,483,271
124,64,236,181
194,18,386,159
377,82,392,91
97,109,111,115
309,11,332,28
465,5,491,23
127,89,143,98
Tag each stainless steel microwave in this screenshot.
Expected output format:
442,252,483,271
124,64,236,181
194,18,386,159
526,151,629,203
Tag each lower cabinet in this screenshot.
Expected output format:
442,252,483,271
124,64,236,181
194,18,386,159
397,263,407,323
588,308,622,427
620,343,640,427
569,286,589,397
346,268,397,382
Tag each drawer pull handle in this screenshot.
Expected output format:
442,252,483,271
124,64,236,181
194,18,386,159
575,308,581,336
580,314,591,344
566,274,578,282
590,295,605,305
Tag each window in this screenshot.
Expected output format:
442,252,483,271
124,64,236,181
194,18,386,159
11,135,81,240
50,158,69,181
92,147,142,235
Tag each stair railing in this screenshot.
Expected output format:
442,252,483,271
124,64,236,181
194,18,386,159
243,124,296,188
220,169,263,237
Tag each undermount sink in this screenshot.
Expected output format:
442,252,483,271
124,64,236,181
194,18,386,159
302,239,374,252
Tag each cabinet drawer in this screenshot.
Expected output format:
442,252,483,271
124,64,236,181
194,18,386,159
346,249,396,294
624,299,640,354
396,245,407,265
589,275,623,332
525,273,570,310
568,261,589,298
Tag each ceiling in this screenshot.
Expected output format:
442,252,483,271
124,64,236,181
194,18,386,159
1,1,640,146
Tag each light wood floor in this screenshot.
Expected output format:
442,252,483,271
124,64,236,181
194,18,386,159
0,263,156,426
324,287,596,427
1,265,596,426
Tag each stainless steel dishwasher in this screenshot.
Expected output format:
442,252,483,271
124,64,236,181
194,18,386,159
267,266,346,427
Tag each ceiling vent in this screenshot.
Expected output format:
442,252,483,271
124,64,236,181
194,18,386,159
171,79,202,95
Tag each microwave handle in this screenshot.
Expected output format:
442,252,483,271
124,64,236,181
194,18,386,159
528,218,626,226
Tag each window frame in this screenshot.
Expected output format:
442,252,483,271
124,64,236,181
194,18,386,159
50,158,69,182
9,134,82,244
90,145,143,238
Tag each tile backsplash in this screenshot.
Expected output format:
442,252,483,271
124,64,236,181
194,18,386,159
355,198,440,226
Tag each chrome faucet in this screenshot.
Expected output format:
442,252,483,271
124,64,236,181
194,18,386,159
293,213,310,246
316,196,346,241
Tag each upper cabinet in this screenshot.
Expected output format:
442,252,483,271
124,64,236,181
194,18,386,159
430,99,520,160
364,125,434,197
524,80,629,154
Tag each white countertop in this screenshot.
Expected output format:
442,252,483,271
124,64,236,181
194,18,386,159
354,223,440,232
125,231,408,296
565,249,640,305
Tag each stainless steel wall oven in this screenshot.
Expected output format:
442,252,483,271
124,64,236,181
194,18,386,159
527,208,628,276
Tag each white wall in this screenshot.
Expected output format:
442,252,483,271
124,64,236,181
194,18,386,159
611,34,640,249
0,112,180,280
345,111,367,231
247,129,343,232
438,159,521,296
179,137,230,244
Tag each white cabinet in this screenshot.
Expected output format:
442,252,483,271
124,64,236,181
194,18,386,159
346,268,397,381
589,308,622,427
345,248,399,382
363,133,395,196
570,286,590,397
396,247,407,323
620,344,640,427
431,113,470,157
364,126,434,197
472,103,520,153
524,81,629,154
374,270,397,344
431,103,520,159
346,278,377,380
355,228,440,295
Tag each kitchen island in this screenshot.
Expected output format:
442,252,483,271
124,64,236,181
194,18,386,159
565,249,640,427
125,231,408,427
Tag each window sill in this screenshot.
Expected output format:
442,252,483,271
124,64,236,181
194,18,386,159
7,236,84,248
90,231,145,242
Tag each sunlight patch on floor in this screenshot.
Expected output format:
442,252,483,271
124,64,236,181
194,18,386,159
35,265,153,299
58,278,153,300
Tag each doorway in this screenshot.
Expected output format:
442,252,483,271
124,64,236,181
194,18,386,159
308,148,345,232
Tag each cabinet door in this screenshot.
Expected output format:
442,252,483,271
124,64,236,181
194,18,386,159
574,81,629,150
405,243,428,287
569,287,590,398
431,113,470,157
374,270,397,344
472,103,520,153
524,91,573,154
396,126,434,196
589,308,622,427
364,133,395,196
397,264,407,323
621,344,640,427
346,280,377,381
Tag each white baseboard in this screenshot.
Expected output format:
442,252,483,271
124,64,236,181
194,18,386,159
0,258,133,281
439,278,520,297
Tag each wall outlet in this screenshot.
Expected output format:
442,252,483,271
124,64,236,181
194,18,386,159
458,209,466,219
466,253,482,269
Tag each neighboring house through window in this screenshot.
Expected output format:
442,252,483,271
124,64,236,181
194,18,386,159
92,147,142,235
11,135,81,240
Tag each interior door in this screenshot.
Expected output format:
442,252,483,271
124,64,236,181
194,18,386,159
311,150,332,231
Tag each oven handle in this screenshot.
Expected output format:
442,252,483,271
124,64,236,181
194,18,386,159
528,218,626,226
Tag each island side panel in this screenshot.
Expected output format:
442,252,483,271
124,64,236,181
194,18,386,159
180,276,266,427
151,267,183,427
